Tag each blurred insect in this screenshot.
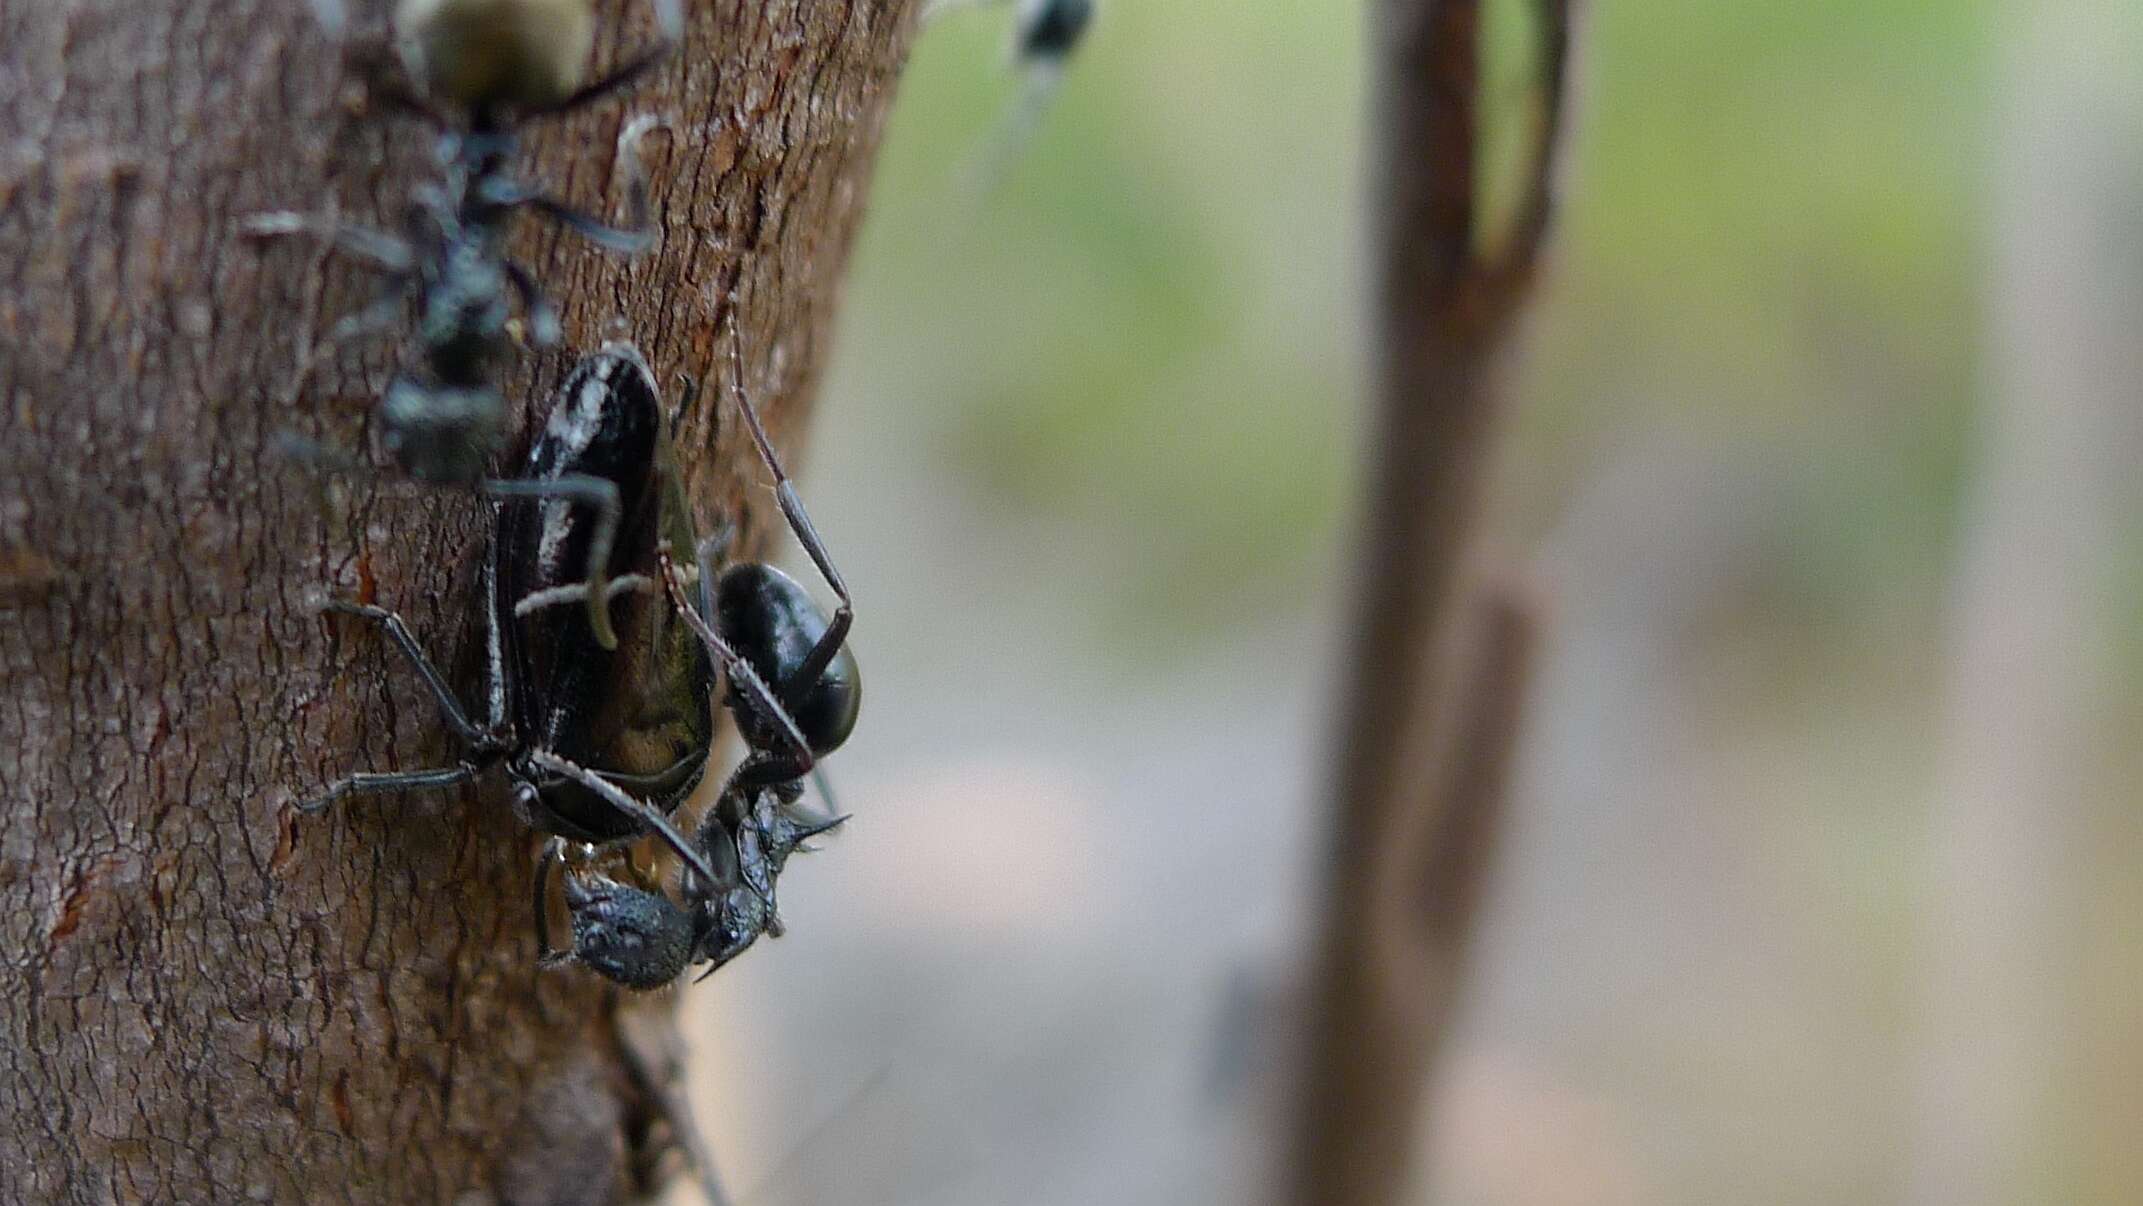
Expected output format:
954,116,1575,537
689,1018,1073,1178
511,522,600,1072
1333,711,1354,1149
926,0,1095,68
542,331,861,988
247,0,683,648
925,0,1096,193
299,343,725,945
1009,0,1096,66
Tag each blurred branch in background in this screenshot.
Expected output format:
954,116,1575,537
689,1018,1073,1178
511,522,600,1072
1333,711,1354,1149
1285,2,1574,1204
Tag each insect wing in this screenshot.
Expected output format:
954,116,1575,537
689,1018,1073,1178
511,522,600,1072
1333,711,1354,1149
494,345,714,837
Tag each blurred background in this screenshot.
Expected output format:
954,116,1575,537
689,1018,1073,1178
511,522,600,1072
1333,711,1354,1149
676,0,2143,1202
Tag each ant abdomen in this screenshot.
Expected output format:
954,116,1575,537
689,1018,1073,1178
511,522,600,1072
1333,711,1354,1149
714,562,861,757
396,0,598,114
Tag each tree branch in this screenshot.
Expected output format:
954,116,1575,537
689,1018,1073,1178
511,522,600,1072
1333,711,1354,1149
1284,2,1574,1203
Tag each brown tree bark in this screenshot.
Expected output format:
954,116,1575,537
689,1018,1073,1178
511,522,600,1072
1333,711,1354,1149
0,0,913,1199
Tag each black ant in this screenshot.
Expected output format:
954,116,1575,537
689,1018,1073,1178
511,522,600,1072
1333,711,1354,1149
542,331,861,989
247,0,684,649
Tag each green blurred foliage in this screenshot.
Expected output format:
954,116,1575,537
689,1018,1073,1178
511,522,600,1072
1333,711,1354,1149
803,5,2143,1201
834,0,1363,642
836,0,1992,643
1520,0,1989,618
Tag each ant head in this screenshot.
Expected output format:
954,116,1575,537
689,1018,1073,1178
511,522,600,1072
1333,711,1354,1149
714,563,861,759
689,885,770,977
560,871,694,990
395,0,597,114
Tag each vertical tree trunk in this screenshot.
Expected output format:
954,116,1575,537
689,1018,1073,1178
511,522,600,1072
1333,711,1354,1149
0,0,912,1199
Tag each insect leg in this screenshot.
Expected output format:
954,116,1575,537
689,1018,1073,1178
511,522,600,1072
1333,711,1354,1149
489,114,656,255
241,212,418,275
533,837,570,965
719,329,854,705
323,600,494,746
919,0,1007,24
537,0,681,119
481,473,623,650
297,763,480,814
615,1008,736,1206
658,544,816,783
501,262,564,347
525,749,722,890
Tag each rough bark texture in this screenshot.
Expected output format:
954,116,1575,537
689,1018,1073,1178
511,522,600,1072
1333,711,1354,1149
1286,2,1571,1204
0,0,913,1199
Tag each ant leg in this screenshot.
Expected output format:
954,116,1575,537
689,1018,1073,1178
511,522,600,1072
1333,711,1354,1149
540,54,666,118
955,57,1069,201
502,262,563,347
650,0,686,44
658,544,816,779
509,575,657,621
524,749,722,890
298,762,480,814
323,600,494,746
241,212,417,275
512,195,651,255
323,289,412,345
720,330,854,698
667,370,699,438
273,432,371,477
807,765,846,824
536,0,681,119
244,214,418,366
487,115,656,255
533,838,571,965
481,473,623,651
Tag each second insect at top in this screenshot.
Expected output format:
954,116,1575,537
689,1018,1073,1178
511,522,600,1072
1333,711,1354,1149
251,0,684,647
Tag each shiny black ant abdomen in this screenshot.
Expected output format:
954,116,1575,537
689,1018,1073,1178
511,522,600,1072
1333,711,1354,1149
713,562,862,773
